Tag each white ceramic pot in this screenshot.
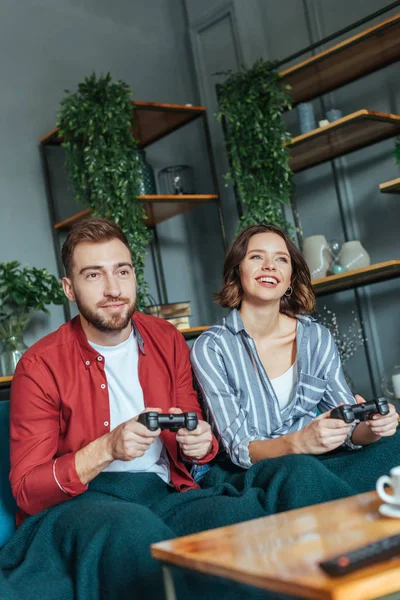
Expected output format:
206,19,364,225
339,241,370,271
302,235,332,280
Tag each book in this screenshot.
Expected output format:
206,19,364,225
165,316,191,331
145,301,191,319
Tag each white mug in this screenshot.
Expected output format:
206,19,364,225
376,466,400,504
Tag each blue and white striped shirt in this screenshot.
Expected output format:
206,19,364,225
191,309,357,468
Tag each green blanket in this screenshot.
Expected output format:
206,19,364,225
1,432,399,600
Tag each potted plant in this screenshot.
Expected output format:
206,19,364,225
0,261,65,375
216,59,293,233
57,72,152,309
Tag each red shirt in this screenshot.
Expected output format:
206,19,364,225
10,313,218,525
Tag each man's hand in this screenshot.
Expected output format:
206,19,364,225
107,407,162,462
355,394,398,439
169,407,213,460
294,408,352,455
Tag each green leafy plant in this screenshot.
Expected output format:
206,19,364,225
394,139,400,165
57,73,152,309
216,59,293,233
0,261,65,341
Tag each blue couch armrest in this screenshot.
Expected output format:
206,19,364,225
0,401,17,547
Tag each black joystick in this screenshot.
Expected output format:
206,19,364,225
330,397,389,423
138,412,198,432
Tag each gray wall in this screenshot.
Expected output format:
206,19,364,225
185,0,400,398
0,0,224,352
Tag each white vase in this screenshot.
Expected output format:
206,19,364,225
302,235,332,280
339,241,370,271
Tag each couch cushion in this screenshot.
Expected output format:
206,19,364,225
0,401,17,547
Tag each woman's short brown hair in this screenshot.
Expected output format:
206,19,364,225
61,217,131,277
215,224,315,316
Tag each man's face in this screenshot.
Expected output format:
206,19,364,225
63,239,136,334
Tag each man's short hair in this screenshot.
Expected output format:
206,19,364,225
61,218,131,277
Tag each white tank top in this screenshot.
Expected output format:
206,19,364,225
270,361,298,411
89,330,170,483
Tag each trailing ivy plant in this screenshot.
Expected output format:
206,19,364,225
57,73,152,309
394,139,400,165
216,59,293,234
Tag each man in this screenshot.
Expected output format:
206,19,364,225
11,218,217,523
6,218,219,599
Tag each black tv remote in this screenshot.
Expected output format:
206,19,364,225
319,533,400,576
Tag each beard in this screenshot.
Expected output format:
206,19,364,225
74,292,136,333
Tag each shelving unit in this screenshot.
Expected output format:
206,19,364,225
177,260,400,338
54,195,219,230
280,13,400,106
273,7,400,395
275,12,400,305
288,110,400,173
312,260,400,296
41,102,225,235
0,376,13,389
181,326,210,340
379,177,400,194
40,102,208,148
40,101,226,320
278,12,400,302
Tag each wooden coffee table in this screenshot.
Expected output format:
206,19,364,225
151,492,400,600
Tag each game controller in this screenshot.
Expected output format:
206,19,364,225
330,397,389,423
138,411,198,432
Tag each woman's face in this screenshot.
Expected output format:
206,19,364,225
239,232,293,305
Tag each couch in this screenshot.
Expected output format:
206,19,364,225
0,401,17,548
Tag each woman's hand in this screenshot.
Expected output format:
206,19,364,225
294,409,352,455
355,394,398,439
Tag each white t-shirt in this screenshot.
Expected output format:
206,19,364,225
89,330,170,483
270,361,298,411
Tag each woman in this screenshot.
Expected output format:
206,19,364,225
191,224,398,486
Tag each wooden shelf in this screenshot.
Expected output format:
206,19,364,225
288,110,400,173
183,262,400,329
181,326,210,340
380,177,400,194
280,14,400,106
40,101,206,148
0,375,13,388
54,195,218,230
313,259,400,296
